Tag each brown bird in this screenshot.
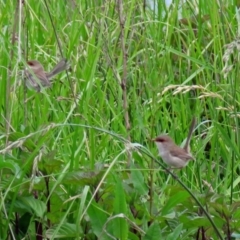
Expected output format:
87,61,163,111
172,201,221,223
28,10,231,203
24,58,68,92
153,118,196,168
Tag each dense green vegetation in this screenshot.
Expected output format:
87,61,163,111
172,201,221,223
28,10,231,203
1,0,240,239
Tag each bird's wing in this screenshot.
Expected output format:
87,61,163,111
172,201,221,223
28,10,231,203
169,148,194,162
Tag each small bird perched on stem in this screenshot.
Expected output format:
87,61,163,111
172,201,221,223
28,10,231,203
24,58,68,92
152,117,197,168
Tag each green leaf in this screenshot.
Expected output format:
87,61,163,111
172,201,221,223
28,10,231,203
64,170,104,186
39,156,63,174
161,191,190,215
129,232,141,240
0,159,21,177
209,202,231,218
144,222,162,240
179,215,214,228
131,167,148,195
87,201,108,237
113,177,128,239
19,196,46,218
166,223,183,240
45,223,81,238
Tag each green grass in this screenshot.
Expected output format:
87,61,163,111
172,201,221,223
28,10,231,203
1,0,240,239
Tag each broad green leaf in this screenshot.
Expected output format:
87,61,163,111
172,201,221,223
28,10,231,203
0,159,21,177
129,232,141,240
64,170,104,185
19,196,46,218
131,167,148,195
87,201,108,238
179,215,213,228
45,223,81,238
209,202,231,218
166,223,183,240
144,222,162,240
161,191,190,215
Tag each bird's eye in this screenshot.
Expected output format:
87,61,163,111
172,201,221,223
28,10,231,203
28,62,33,66
156,138,164,142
